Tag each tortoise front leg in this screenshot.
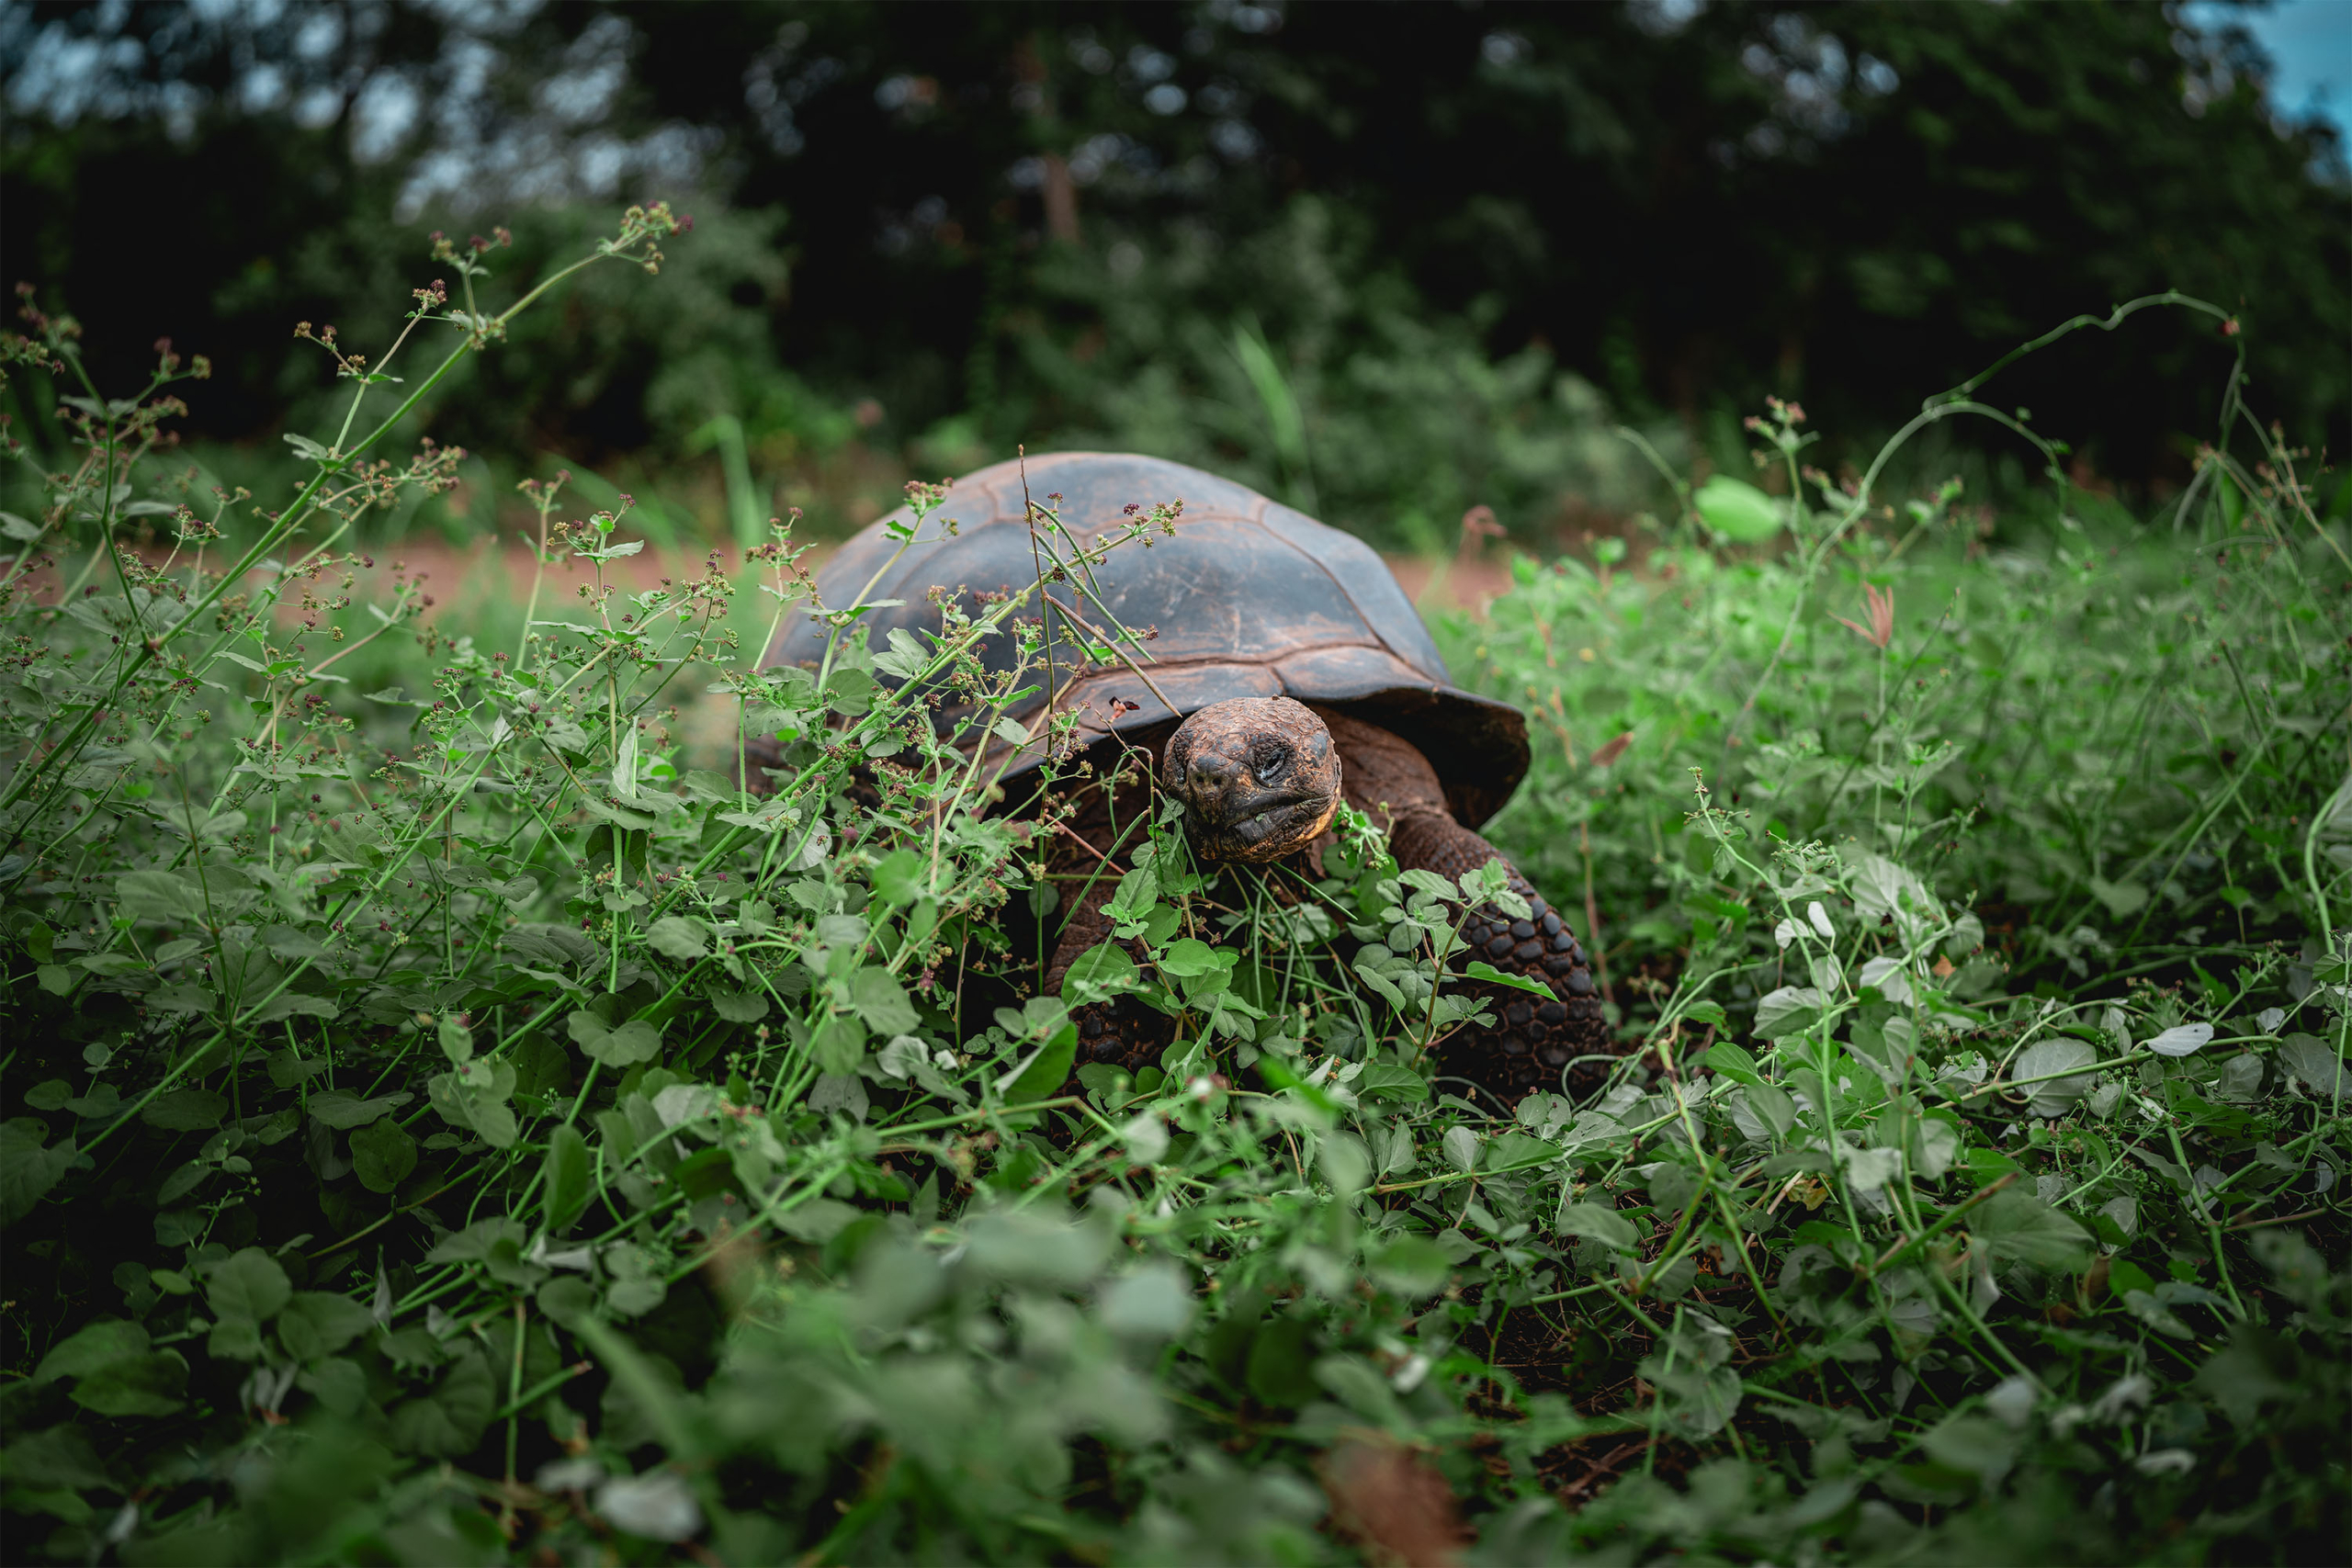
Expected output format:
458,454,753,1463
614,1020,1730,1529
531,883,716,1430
1046,877,1176,1080
1385,811,1615,1102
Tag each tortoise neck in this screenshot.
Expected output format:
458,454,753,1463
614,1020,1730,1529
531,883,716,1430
1311,706,1453,833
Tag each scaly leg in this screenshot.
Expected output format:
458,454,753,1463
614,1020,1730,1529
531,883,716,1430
1386,811,1614,1102
1317,711,1613,1102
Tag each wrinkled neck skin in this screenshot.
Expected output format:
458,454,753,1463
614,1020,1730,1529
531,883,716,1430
1310,707,1451,834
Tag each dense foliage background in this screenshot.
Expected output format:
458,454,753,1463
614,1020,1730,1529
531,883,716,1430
4,0,2347,546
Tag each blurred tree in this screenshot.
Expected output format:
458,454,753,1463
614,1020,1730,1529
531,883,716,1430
3,0,2343,528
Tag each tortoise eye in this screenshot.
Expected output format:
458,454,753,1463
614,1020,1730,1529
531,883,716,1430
1250,741,1289,784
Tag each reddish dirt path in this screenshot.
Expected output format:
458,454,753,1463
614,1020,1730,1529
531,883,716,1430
20,533,1519,626
15,536,1520,768
364,536,1524,624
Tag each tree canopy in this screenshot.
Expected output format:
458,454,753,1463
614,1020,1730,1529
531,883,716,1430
5,0,2344,513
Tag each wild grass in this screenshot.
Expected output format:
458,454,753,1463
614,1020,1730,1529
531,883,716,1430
0,208,2345,1565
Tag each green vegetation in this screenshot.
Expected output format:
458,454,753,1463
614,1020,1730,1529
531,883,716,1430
6,2,2346,547
1,212,2346,1565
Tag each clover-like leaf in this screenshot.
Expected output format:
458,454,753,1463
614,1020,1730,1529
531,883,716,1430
1971,1190,2093,1271
305,1089,409,1129
645,916,708,960
2145,1023,2214,1057
849,966,920,1034
1556,1201,1639,1249
0,1119,75,1229
568,1010,663,1067
350,1119,419,1193
206,1247,292,1326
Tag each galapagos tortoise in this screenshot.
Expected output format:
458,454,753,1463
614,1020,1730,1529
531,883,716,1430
764,451,1611,1101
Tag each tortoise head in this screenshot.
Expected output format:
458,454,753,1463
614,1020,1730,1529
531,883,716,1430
1162,696,1342,863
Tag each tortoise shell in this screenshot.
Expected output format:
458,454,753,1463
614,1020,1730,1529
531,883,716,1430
764,452,1531,829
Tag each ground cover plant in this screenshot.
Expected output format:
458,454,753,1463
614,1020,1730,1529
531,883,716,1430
0,210,2346,1565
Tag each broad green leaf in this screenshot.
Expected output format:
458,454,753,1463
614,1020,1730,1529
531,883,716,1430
0,1119,74,1229
0,1424,111,1491
870,848,924,908
2012,1039,2099,1116
1753,986,1826,1039
114,869,202,922
2086,876,2149,919
999,1024,1079,1104
297,1357,368,1417
69,1353,187,1417
567,1011,663,1067
1368,1235,1453,1293
1399,867,1456,902
1102,862,1158,925
1484,1131,1559,1171
148,983,216,1013
1353,962,1409,1013
1704,1043,1762,1086
1352,1064,1430,1102
1062,942,1140,999
2145,1023,2214,1057
305,1089,409,1129
2278,1034,2346,1103
266,1048,327,1089
1098,1261,1197,1338
467,1097,519,1150
543,1124,592,1234
34,1319,149,1384
1694,475,1783,542
141,1089,228,1131
645,916,708,960
426,1218,526,1265
1970,1190,2093,1271
1156,938,1230,979
350,1119,418,1193
1556,1201,1640,1249
277,1292,376,1361
1464,959,1553,997
1846,852,1940,939
707,986,768,1023
436,1016,474,1064
206,1247,292,1325
536,1278,597,1329
850,966,919,1034
156,1162,208,1205
249,992,338,1024
810,1014,868,1075
1839,1144,1903,1192
1649,1362,1744,1439
1749,1086,1796,1133
389,1349,496,1459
